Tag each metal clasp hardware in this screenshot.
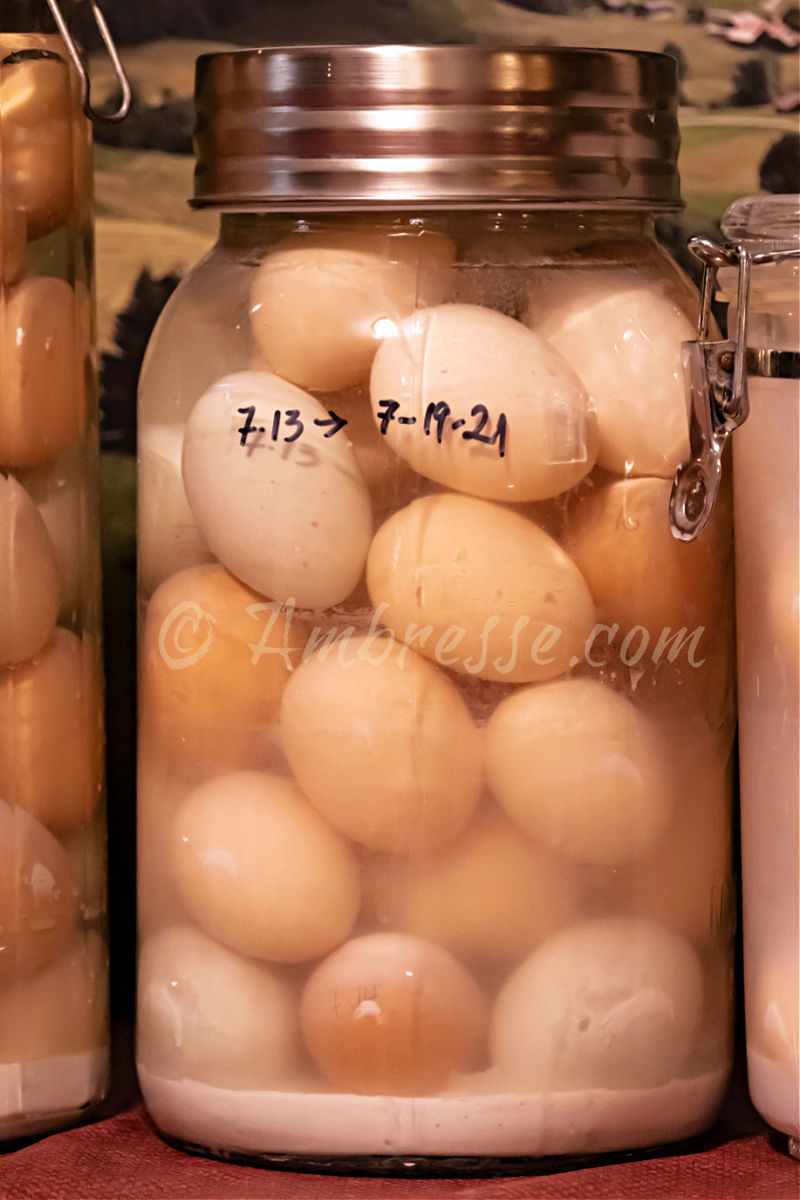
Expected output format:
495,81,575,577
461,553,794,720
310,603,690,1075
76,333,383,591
45,0,130,123
670,236,800,541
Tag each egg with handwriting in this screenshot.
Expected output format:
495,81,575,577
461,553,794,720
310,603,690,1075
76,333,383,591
0,277,82,469
528,280,695,478
141,563,308,771
368,806,578,964
137,923,299,1088
0,474,60,665
0,628,103,833
250,229,455,391
138,423,213,595
491,917,704,1090
486,678,672,866
0,800,77,980
0,54,78,240
181,370,372,609
300,933,488,1095
280,636,482,854
367,493,596,683
371,303,596,502
324,387,419,518
0,931,107,1060
171,770,361,963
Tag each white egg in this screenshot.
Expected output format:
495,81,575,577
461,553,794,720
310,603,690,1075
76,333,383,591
0,474,60,665
181,370,373,609
137,424,213,595
370,303,596,502
529,279,696,478
279,636,482,854
485,678,673,867
137,923,299,1089
491,916,704,1090
249,229,455,391
171,770,361,963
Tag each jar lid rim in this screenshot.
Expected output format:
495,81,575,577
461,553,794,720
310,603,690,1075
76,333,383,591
192,44,683,211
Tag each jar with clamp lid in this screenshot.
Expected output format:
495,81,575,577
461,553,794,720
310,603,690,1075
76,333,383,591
680,195,800,1152
135,45,737,1171
0,0,128,1141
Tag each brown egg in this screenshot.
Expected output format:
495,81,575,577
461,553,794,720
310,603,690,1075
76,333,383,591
0,628,103,833
0,474,60,665
367,493,596,684
0,196,26,283
300,933,488,1095
368,806,579,964
279,636,482,854
0,800,78,980
0,54,78,240
141,563,310,772
485,678,673,867
562,475,732,644
249,229,455,392
171,770,361,963
0,931,107,1058
0,277,83,469
623,739,734,944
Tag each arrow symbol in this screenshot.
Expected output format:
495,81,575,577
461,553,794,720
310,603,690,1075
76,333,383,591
313,411,348,438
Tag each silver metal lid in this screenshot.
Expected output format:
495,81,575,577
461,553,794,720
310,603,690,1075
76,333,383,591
192,45,682,211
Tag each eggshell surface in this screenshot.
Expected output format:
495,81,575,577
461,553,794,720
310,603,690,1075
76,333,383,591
279,636,482,853
368,806,578,963
491,917,704,1090
141,563,308,771
181,371,372,609
0,198,25,284
0,931,107,1060
562,476,731,640
171,771,361,963
0,277,82,468
300,933,487,1095
0,55,77,240
0,474,60,665
0,629,103,833
366,493,596,683
137,923,299,1088
370,303,596,502
530,280,695,477
485,678,672,866
0,800,77,980
138,423,213,595
249,230,455,391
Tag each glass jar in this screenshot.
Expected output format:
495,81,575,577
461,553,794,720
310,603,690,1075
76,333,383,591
0,0,122,1141
136,45,736,1169
720,195,799,1148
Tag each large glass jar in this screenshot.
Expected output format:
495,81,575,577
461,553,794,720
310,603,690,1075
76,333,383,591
722,194,800,1148
0,0,115,1140
136,46,737,1169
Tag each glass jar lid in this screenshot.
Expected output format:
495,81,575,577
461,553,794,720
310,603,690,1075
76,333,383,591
192,44,682,211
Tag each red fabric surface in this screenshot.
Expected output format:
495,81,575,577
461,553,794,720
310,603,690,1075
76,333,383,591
1,1102,798,1200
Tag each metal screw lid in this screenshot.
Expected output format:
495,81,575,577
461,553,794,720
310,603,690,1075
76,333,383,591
192,44,682,211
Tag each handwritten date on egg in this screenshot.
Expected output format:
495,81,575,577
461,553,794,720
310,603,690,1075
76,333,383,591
377,399,508,458
236,400,509,459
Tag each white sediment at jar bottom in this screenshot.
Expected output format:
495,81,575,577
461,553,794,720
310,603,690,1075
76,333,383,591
138,1063,730,1159
747,1050,800,1139
0,1049,109,1140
